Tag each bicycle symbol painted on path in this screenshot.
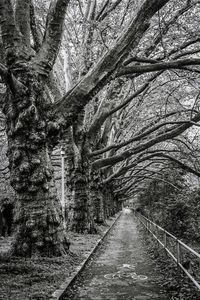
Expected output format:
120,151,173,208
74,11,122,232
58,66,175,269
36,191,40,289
103,264,148,281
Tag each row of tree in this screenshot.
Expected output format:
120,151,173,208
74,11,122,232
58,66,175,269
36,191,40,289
1,0,200,257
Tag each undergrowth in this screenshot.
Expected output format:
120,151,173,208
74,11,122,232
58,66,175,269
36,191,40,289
138,224,200,300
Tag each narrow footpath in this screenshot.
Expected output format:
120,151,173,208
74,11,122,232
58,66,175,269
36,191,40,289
64,208,169,300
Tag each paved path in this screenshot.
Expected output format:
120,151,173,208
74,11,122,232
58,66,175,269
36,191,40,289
64,208,169,300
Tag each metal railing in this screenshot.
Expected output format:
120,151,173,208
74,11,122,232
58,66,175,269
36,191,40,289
137,213,200,291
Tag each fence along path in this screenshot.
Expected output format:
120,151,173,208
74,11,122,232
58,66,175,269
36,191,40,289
137,213,200,291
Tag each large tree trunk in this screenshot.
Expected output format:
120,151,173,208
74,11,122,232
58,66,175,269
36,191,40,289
13,148,69,257
69,158,90,233
102,185,120,219
62,129,74,229
90,168,105,225
2,68,69,257
66,119,96,233
69,152,96,233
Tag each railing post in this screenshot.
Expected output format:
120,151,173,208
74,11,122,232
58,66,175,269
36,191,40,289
61,147,66,227
164,230,167,249
177,240,181,265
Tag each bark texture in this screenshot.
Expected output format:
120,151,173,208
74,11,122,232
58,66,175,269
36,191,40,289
2,65,69,256
66,115,96,233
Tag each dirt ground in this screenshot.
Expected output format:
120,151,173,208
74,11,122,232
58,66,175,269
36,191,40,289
0,217,117,300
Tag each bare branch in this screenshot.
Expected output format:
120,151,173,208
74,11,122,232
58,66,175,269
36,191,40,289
124,56,160,66
96,0,123,22
114,175,181,194
15,0,31,47
30,0,42,51
118,58,200,76
53,0,170,129
92,112,200,169
90,120,188,157
0,0,21,59
96,0,110,21
104,150,200,185
34,0,70,77
145,152,200,177
88,72,161,135
90,108,200,157
144,0,197,57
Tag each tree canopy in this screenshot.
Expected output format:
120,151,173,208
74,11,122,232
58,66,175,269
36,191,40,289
1,0,200,256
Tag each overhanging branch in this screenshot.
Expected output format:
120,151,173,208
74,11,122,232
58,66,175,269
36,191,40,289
90,121,190,157
15,0,31,47
104,151,200,185
53,0,170,129
0,0,21,55
34,0,70,77
88,72,161,136
118,58,200,76
92,112,200,169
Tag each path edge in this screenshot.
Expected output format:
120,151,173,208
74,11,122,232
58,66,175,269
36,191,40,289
50,211,122,300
